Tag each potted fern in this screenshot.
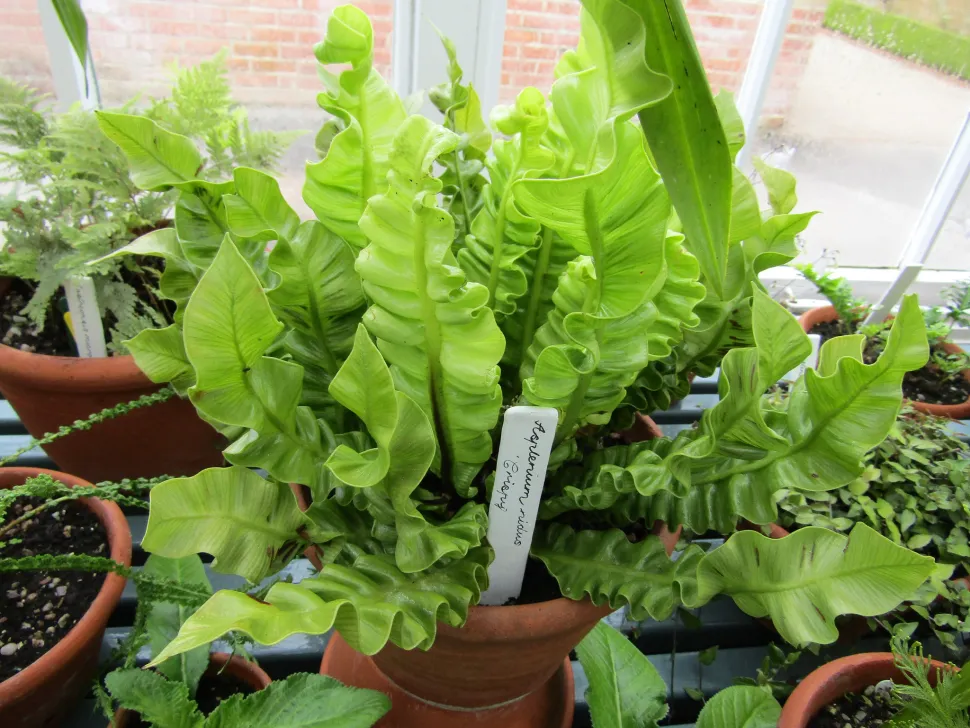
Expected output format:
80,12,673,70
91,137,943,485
98,1,937,725
0,57,295,482
798,264,970,419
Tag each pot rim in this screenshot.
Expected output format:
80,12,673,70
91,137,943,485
0,343,152,393
779,652,951,727
0,467,132,700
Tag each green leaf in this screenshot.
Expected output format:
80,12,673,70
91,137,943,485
694,523,936,646
458,87,551,318
95,111,201,191
695,686,781,728
105,668,204,728
206,673,390,728
714,91,745,160
576,622,668,728
327,326,484,572
183,239,330,489
304,5,407,249
515,122,704,435
148,549,490,664
174,182,239,269
224,167,300,242
127,324,195,392
753,158,798,215
356,115,504,493
143,554,211,696
266,220,365,399
52,0,89,81
143,467,308,582
619,0,733,297
532,524,701,621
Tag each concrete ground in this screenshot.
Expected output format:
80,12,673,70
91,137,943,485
757,31,970,272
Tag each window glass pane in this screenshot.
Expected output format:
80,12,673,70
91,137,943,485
1,1,54,94
927,175,970,271
755,1,970,271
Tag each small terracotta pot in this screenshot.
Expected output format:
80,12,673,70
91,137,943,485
111,653,271,727
0,339,225,483
319,415,677,727
0,467,132,727
798,304,970,419
779,652,951,727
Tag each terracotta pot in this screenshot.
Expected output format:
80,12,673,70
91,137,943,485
779,652,951,727
0,467,132,727
320,415,676,727
0,337,225,483
798,305,970,419
111,653,271,727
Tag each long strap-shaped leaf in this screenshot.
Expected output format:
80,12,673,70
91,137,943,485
146,548,490,664
532,524,703,621
575,622,669,728
515,123,704,437
356,115,504,495
612,0,733,298
326,326,486,572
693,523,935,646
304,5,406,249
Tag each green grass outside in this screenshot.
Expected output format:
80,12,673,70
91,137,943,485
824,0,970,81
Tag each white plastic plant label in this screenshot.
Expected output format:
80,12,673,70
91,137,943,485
781,333,821,383
64,276,106,358
480,406,559,606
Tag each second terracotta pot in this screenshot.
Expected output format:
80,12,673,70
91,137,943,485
779,652,950,727
0,467,132,728
0,341,225,482
798,304,970,419
111,653,271,727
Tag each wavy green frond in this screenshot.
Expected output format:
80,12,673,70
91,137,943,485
148,549,490,664
182,240,331,489
223,166,300,242
143,467,308,582
356,115,504,494
694,524,936,646
532,524,700,621
95,111,201,191
695,685,781,728
753,157,798,215
458,87,553,318
126,324,195,392
516,123,703,436
267,219,366,404
429,28,490,244
303,5,407,248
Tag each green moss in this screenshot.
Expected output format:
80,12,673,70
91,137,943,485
824,0,970,81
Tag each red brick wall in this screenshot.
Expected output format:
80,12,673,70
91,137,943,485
501,0,826,121
0,0,823,121
0,0,54,94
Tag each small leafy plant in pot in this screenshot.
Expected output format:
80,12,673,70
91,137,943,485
778,405,970,651
779,637,968,727
102,553,390,728
0,468,132,727
0,57,296,482
98,1,940,726
798,264,970,418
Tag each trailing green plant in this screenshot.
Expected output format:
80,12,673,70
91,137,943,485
0,55,295,354
96,0,936,669
778,407,970,651
0,386,176,468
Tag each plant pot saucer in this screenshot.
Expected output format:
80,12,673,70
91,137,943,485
321,633,574,728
